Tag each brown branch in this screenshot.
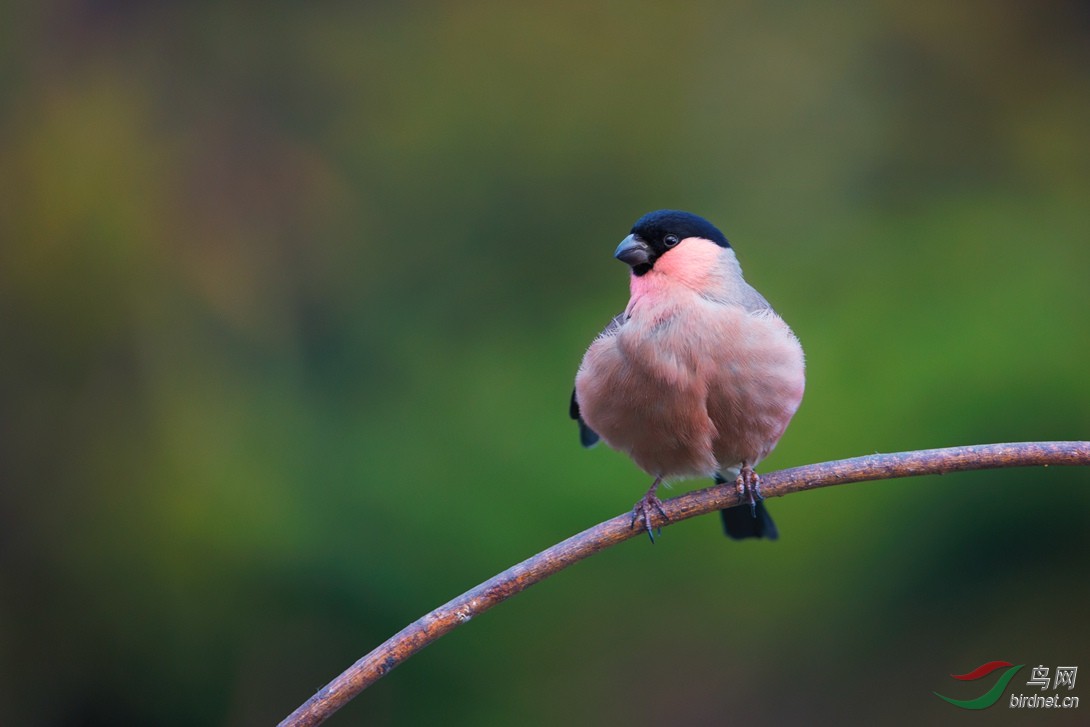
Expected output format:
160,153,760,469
279,441,1090,726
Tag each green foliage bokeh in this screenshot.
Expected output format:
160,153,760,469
1,2,1088,725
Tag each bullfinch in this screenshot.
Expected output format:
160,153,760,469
571,210,805,541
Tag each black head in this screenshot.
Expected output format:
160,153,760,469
614,209,730,276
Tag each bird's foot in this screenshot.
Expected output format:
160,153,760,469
734,463,764,517
630,477,670,543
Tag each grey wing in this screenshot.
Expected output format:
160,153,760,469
738,283,774,315
700,278,774,315
570,312,626,448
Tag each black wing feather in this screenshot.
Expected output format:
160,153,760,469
569,389,600,448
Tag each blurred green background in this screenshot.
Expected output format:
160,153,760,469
2,1,1088,725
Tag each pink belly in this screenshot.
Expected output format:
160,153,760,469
575,306,804,479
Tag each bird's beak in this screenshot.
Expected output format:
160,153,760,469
614,234,651,267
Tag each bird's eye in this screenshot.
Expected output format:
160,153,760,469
664,234,679,247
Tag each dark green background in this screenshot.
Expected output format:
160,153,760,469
2,2,1088,725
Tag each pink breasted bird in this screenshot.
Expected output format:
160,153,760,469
571,210,805,541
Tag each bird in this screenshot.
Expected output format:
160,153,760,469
571,210,805,542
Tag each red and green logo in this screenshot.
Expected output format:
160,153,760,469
934,661,1025,709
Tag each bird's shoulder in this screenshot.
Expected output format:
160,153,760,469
697,280,774,316
592,311,628,340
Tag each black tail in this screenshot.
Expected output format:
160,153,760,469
720,501,778,540
714,471,778,540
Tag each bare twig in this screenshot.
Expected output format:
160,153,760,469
279,441,1090,726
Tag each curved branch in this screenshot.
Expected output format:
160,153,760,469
279,441,1090,726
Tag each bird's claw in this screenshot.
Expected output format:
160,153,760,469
735,464,763,517
630,491,670,543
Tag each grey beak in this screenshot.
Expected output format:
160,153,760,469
614,234,651,267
